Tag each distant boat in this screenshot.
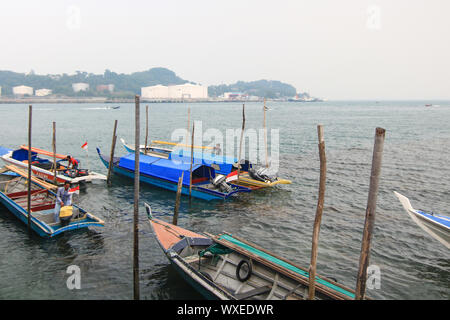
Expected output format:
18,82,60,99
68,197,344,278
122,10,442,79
425,104,432,107
146,203,357,300
0,165,104,238
394,191,450,249
112,106,120,109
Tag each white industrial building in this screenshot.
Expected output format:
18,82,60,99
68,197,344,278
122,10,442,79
141,83,208,99
13,85,34,96
35,88,52,96
72,83,90,92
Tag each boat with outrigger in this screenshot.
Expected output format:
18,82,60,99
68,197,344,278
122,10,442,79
0,165,104,238
146,203,357,300
394,191,450,249
0,145,106,184
97,148,251,201
120,138,292,190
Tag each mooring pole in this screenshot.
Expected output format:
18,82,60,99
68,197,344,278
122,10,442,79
189,122,195,199
237,104,245,179
355,127,386,300
27,105,32,235
308,124,327,300
263,98,268,168
145,105,149,155
107,120,118,186
52,121,57,184
186,106,190,145
173,172,184,226
133,95,140,300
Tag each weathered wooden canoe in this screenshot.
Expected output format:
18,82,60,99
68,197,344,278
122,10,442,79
0,165,104,238
147,204,357,300
394,191,450,249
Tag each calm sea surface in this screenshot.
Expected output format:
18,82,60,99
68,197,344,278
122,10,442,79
0,101,449,300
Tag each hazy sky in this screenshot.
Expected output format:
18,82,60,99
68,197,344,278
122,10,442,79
1,0,449,99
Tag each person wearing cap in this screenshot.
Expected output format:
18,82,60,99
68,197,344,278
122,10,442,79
54,181,73,223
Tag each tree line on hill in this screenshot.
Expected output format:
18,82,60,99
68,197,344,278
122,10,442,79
0,68,297,98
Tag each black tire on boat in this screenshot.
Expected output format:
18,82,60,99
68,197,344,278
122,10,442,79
236,260,252,282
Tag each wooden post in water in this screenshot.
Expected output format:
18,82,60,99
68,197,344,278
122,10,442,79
308,124,326,300
263,98,268,168
173,172,184,226
133,95,140,300
237,104,245,178
27,105,32,235
189,122,195,199
145,105,149,155
355,127,386,300
52,122,57,184
186,106,190,145
107,120,118,186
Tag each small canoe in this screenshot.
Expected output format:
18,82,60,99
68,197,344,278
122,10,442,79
147,204,357,300
394,191,450,249
120,138,292,190
0,165,104,238
97,148,251,201
0,146,106,184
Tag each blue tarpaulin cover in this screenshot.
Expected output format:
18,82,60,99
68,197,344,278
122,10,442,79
0,146,12,157
118,153,214,185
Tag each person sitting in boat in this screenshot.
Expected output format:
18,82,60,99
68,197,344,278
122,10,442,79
213,143,222,155
54,181,73,223
65,155,79,170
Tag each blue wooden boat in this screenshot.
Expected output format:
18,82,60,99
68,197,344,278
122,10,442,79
146,203,357,300
120,138,292,189
0,166,104,238
97,148,251,201
394,191,450,249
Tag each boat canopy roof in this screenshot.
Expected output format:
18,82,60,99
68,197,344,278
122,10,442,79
118,153,216,185
0,146,12,157
169,150,238,174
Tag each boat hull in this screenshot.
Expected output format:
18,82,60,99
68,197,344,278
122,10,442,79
97,150,244,201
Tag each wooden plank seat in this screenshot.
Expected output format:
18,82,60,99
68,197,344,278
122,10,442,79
235,286,272,300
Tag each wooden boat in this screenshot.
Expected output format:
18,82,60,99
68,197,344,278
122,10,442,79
0,145,106,184
120,138,292,190
0,165,104,238
394,191,450,249
97,148,251,201
147,204,357,300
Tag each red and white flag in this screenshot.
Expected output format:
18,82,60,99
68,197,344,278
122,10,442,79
81,141,88,150
226,171,239,183
68,185,80,195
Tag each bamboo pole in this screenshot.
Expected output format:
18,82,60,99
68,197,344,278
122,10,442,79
106,120,118,186
189,122,195,199
52,122,56,184
263,98,268,168
27,105,32,235
133,95,140,300
308,125,327,300
237,104,245,178
173,172,184,226
355,127,386,300
186,106,190,145
145,105,148,155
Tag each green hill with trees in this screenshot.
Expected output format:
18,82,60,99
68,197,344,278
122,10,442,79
0,68,297,98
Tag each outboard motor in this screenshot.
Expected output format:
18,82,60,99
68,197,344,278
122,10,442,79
211,174,232,193
248,167,277,182
59,206,73,227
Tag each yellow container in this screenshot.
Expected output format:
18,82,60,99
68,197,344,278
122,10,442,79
59,206,73,218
